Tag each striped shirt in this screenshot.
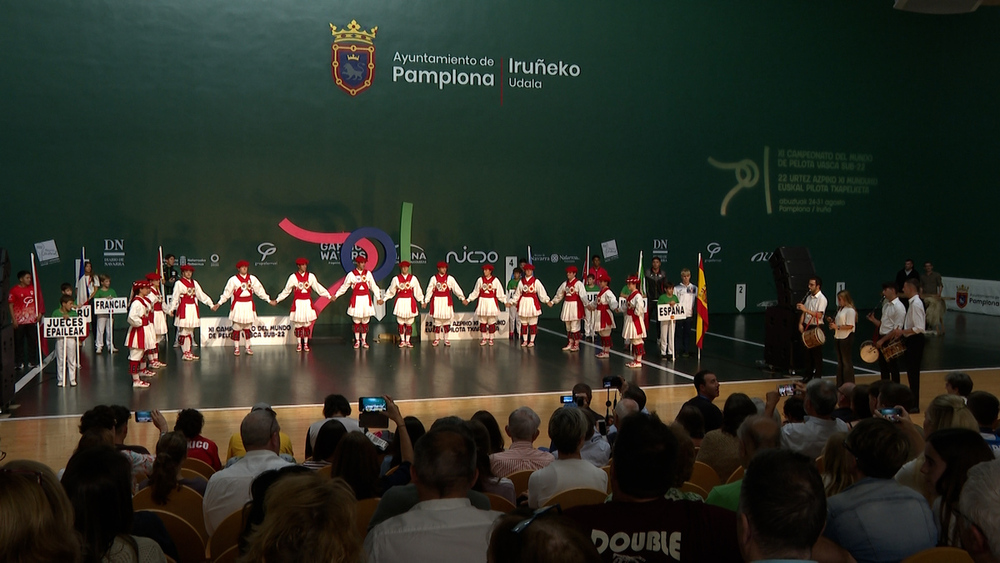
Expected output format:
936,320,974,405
489,441,554,478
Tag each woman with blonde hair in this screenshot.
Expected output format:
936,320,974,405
828,290,857,386
240,473,363,563
895,394,980,502
820,432,856,496
0,460,81,563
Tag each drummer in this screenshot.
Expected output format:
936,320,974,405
796,276,828,383
868,282,905,383
828,290,857,386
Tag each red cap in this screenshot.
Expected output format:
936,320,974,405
145,273,161,281
236,260,250,269
134,280,150,289
600,274,611,283
180,265,195,272
565,266,578,274
437,261,448,269
481,264,494,270
399,261,411,268
523,264,535,271
295,257,308,266
354,255,367,264
626,275,640,285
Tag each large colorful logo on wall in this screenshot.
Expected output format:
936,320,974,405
330,19,377,96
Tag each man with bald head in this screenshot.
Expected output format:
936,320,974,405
706,415,782,512
202,404,291,534
490,406,554,477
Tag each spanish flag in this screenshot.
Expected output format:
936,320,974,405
696,253,708,349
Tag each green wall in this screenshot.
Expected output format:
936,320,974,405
3,0,998,319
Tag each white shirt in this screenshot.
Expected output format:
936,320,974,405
202,449,292,535
364,498,502,563
554,434,611,467
802,290,828,328
834,307,857,340
904,295,925,335
781,416,849,459
880,298,905,336
527,457,609,508
675,282,697,318
307,416,362,450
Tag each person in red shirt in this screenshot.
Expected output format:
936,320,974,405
8,270,40,370
174,408,221,471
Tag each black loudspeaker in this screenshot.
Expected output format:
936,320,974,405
769,246,816,307
0,325,14,411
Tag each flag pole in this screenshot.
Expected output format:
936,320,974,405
32,253,43,369
697,252,702,361
585,245,590,278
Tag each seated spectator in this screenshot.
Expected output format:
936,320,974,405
820,432,855,497
302,419,348,470
174,408,222,471
469,419,516,504
849,383,872,428
946,371,974,398
365,425,502,562
305,394,361,459
622,383,648,413
706,415,781,511
381,415,424,477
331,431,383,500
867,379,886,415
139,431,207,499
489,507,602,563
831,382,855,422
824,418,937,562
79,405,161,489
606,398,640,447
697,393,757,481
241,473,363,563
922,428,994,547
238,465,313,554
489,407,554,478
781,380,850,459
782,396,806,424
958,460,1000,563
565,413,743,562
673,404,705,448
204,406,292,535
528,408,608,508
578,408,611,467
62,446,168,562
878,381,917,415
110,405,152,454
572,382,606,423
666,423,704,502
681,370,723,432
472,410,506,454
0,460,81,562
966,391,1000,457
896,394,980,501
737,449,826,563
227,403,296,465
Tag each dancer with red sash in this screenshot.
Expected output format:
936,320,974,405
212,260,275,356
380,261,424,348
549,266,587,352
333,255,381,349
165,265,213,361
125,281,152,387
275,258,331,352
422,262,466,347
622,275,647,368
588,274,618,358
512,264,550,348
145,273,168,368
464,264,507,346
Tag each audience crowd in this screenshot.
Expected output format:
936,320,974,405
2,370,1000,563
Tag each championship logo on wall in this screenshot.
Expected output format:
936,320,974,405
330,19,377,96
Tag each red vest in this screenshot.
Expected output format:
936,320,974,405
564,278,585,319
430,274,453,315
396,274,417,314
177,278,196,319
350,270,370,308
518,277,541,312
479,276,499,309
597,288,614,328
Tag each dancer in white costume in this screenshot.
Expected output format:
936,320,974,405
463,264,507,346
211,260,275,356
332,255,381,349
588,273,618,358
422,261,466,347
125,281,152,387
164,265,213,361
548,265,587,352
275,258,331,352
379,261,424,348
621,275,647,368
145,272,168,368
512,264,550,348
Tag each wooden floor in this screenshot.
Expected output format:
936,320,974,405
4,369,998,472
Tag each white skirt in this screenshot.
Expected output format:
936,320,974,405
229,302,258,325
144,325,157,350
290,298,317,323
428,296,454,321
347,295,375,319
517,298,541,319
174,303,201,328
475,298,501,318
152,311,168,335
560,301,584,322
393,297,420,320
622,317,647,340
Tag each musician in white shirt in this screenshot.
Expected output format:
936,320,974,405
868,283,905,383
828,290,857,386
796,276,828,383
893,279,926,411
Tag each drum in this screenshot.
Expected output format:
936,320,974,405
883,338,906,361
802,327,825,349
860,340,879,363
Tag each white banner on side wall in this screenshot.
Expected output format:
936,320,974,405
421,311,510,340
200,316,297,346
943,276,1000,316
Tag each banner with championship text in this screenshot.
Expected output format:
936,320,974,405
943,277,1000,317
199,316,297,346
421,312,510,340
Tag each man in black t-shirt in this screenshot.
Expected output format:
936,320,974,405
680,370,723,432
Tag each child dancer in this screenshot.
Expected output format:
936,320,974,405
549,266,587,352
464,264,507,346
589,274,618,358
622,275,647,368
380,261,424,348
165,265,214,361
275,258,331,352
512,264,550,348
332,255,381,349
125,281,152,387
421,262,466,347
